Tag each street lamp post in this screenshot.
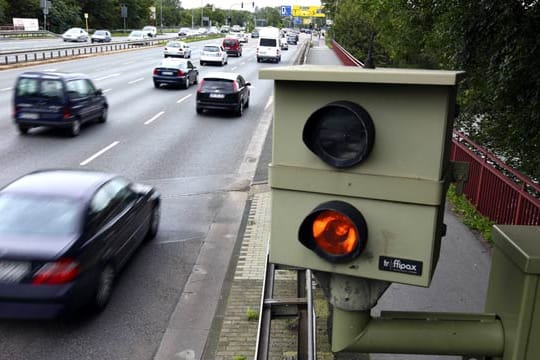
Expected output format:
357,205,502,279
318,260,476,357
160,0,163,31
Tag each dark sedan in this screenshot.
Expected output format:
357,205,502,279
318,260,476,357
196,72,251,116
0,169,160,319
153,58,198,89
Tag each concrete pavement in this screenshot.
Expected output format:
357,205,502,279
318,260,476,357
202,37,492,360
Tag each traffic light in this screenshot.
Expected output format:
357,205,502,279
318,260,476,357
241,2,243,8
260,66,463,287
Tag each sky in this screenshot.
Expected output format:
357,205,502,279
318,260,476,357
180,0,322,10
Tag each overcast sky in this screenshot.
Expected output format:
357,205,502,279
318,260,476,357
180,0,322,10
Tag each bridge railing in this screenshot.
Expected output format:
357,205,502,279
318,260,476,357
328,40,540,226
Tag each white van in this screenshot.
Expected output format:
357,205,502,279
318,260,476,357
256,27,281,63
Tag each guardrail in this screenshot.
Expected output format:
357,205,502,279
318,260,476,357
330,39,364,67
451,131,540,225
0,37,174,66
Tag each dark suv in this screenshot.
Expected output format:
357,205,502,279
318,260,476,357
222,38,242,57
13,71,108,136
196,72,250,117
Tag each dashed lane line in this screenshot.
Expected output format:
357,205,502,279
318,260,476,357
80,141,120,166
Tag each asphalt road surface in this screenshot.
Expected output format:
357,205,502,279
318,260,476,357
0,35,299,360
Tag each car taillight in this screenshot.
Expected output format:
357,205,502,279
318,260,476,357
13,105,20,117
196,79,204,92
232,81,238,92
177,69,184,76
63,106,71,119
153,68,159,75
32,258,80,285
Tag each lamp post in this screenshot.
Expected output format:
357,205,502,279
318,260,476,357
160,0,163,31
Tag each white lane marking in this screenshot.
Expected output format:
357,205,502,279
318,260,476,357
144,111,165,125
264,96,273,110
94,73,121,81
0,87,12,92
128,77,144,84
103,88,112,93
231,66,237,71
41,68,57,71
123,61,135,65
80,141,120,166
177,94,192,103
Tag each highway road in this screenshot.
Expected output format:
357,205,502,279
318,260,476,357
0,36,298,359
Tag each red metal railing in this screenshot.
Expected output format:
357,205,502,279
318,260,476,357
451,131,540,225
329,41,540,225
330,39,364,67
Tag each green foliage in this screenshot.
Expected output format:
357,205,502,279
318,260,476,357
323,0,540,180
446,185,494,244
245,307,259,321
233,356,247,360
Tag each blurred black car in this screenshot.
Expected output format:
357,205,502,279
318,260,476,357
153,58,198,89
196,72,250,116
0,169,161,319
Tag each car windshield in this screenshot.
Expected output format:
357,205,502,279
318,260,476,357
16,78,64,99
130,31,143,37
66,28,80,34
166,42,181,47
143,27,154,31
159,60,186,69
223,39,237,46
94,31,107,35
201,79,234,92
0,193,80,236
203,46,219,52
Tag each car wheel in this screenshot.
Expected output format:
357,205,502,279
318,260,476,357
184,77,190,89
257,57,261,63
196,106,203,115
69,119,81,137
146,204,160,240
200,61,204,66
236,101,243,117
164,55,168,58
154,81,160,88
90,264,115,312
244,96,250,109
194,75,198,84
97,106,108,123
17,125,29,135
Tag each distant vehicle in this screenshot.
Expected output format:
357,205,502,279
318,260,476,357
208,26,220,34
222,38,242,57
251,30,259,38
178,27,191,36
197,27,208,34
142,25,157,37
0,169,161,319
153,58,198,89
13,71,108,136
164,41,191,58
238,32,249,43
286,32,298,45
91,30,111,43
257,27,281,63
220,25,230,33
62,27,88,42
196,72,251,117
280,37,288,50
200,45,228,66
127,30,150,45
231,25,241,32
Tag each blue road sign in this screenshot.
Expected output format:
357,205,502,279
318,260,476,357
294,17,301,25
280,5,292,17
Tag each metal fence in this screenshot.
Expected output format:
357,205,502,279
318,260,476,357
451,131,540,225
329,40,540,226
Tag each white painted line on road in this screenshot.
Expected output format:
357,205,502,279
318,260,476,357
0,87,12,92
144,111,165,125
264,96,273,111
103,88,112,93
40,68,57,72
176,94,192,103
128,77,144,84
123,61,135,65
94,73,121,81
80,141,120,166
231,66,237,71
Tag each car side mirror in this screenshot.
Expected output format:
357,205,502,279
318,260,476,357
95,89,103,95
245,82,251,87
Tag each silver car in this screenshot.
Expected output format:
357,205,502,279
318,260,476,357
164,41,191,58
62,27,88,42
